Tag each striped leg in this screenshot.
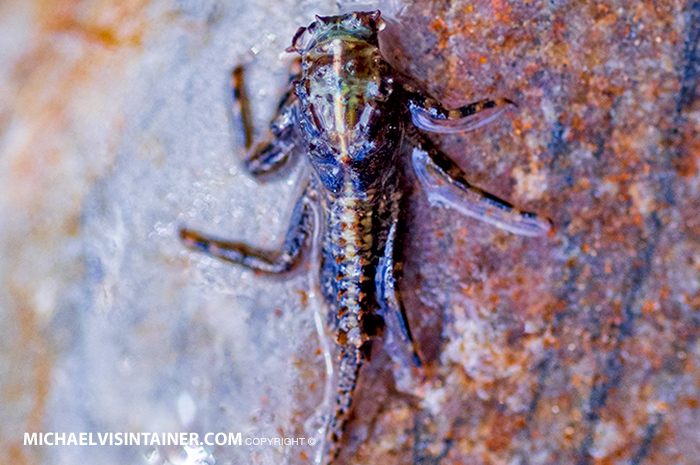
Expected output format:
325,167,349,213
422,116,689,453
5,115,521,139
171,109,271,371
180,183,316,273
231,60,302,181
409,131,551,237
406,91,515,134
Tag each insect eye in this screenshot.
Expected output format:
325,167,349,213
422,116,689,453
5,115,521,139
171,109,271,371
289,23,318,53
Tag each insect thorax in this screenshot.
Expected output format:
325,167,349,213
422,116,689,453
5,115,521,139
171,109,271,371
292,12,401,194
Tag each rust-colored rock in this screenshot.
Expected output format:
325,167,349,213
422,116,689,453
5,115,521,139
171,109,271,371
1,0,698,464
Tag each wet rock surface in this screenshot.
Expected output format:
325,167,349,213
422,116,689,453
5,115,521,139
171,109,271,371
1,0,698,464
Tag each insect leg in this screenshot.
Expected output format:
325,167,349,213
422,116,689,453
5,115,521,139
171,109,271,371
409,133,551,237
376,217,423,386
407,93,516,134
232,65,255,150
180,182,316,273
231,60,302,181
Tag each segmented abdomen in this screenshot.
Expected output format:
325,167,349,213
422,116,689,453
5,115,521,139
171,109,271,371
321,181,378,459
320,175,401,461
327,182,377,348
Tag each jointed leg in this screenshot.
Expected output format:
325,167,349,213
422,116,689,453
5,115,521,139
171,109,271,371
231,60,302,181
402,86,516,134
180,183,317,273
409,96,515,134
376,217,423,389
409,131,551,237
232,65,255,150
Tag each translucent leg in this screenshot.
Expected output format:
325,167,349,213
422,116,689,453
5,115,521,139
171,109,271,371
376,220,423,390
410,143,551,237
407,93,516,134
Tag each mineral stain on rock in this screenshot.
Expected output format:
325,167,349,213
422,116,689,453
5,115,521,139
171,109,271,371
1,0,699,464
359,1,700,464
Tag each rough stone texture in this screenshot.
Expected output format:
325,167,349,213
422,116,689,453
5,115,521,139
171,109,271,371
1,0,699,465
364,1,700,464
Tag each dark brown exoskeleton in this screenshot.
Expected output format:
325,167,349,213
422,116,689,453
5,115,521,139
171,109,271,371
180,10,551,463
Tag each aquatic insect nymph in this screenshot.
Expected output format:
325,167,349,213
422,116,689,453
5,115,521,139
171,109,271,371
181,10,550,463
